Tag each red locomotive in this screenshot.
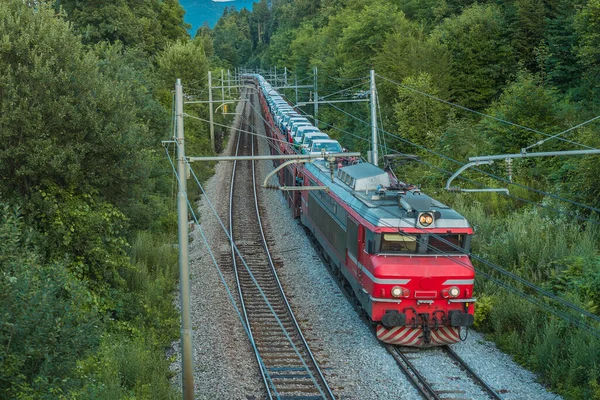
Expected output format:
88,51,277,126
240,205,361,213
249,74,475,347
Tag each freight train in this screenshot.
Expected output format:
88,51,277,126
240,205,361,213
246,74,475,347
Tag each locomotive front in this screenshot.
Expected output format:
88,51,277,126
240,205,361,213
367,195,476,347
314,162,477,347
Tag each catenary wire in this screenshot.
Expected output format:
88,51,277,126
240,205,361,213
183,112,292,148
248,78,600,337
251,77,600,228
376,73,598,151
318,81,370,100
293,146,600,336
183,90,328,392
166,143,326,395
271,89,600,224
163,147,280,395
322,99,600,216
325,74,370,82
186,156,326,396
523,114,600,151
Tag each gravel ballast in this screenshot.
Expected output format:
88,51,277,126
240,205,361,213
171,93,562,400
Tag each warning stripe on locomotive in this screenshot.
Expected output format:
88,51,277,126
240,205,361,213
377,325,460,347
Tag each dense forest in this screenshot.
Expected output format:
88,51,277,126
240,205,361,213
1,0,600,398
205,0,600,398
0,0,226,397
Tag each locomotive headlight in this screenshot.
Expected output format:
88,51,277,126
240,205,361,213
449,286,460,298
391,286,403,298
418,212,434,227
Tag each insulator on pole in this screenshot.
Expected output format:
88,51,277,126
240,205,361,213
505,158,513,183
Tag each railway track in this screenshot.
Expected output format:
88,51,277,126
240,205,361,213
226,91,334,400
294,166,501,400
246,82,502,400
387,344,504,400
303,214,502,400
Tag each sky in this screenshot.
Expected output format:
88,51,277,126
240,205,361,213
179,0,257,34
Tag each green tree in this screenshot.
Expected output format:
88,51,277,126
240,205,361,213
431,3,514,109
544,0,585,93
196,23,215,59
287,23,325,75
394,73,450,151
156,38,209,98
213,7,252,66
327,0,406,76
251,0,271,46
66,0,189,55
374,27,451,114
398,0,438,23
574,0,600,102
155,38,214,172
432,0,479,20
479,71,563,154
0,1,166,287
511,0,547,71
0,1,152,204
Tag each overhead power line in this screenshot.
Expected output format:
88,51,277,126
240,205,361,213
164,147,325,393
523,114,600,151
248,77,600,225
277,88,600,224
325,74,370,82
322,99,600,217
231,82,600,340
248,90,599,225
376,73,598,151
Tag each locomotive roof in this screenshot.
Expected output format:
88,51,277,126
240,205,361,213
251,73,470,230
338,163,390,191
304,160,471,230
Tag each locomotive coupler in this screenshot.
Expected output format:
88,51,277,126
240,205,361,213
433,310,446,330
403,307,418,328
420,314,432,344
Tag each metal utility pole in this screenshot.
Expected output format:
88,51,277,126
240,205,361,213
295,74,298,106
284,67,288,86
232,68,235,94
221,69,225,101
227,69,231,97
370,69,378,166
274,66,278,87
175,79,194,400
314,66,319,128
208,71,215,152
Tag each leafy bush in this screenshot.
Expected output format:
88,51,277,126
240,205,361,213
0,205,101,398
472,293,494,330
74,333,178,400
451,198,600,399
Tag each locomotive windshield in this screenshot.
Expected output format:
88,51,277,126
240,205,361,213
380,234,417,253
378,233,469,254
427,234,467,254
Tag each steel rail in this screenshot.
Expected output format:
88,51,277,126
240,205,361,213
443,346,504,400
229,89,334,399
229,97,274,399
250,101,336,400
251,75,503,400
386,345,441,400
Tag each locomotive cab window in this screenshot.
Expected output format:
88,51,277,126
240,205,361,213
380,234,418,253
426,234,468,254
376,233,470,254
